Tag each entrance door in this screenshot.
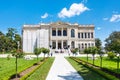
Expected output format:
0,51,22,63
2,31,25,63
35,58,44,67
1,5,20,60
71,41,75,49
58,42,61,49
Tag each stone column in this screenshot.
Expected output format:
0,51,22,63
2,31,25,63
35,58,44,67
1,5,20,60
56,28,58,36
61,28,63,36
89,32,91,39
87,32,88,39
83,32,85,39
61,40,63,49
56,40,58,49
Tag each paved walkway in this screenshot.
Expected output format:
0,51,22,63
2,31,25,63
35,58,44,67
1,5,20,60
46,54,83,80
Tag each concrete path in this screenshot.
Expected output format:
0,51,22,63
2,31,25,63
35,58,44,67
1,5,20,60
46,54,83,80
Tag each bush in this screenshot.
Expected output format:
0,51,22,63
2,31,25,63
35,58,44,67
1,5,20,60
107,52,116,59
71,57,119,80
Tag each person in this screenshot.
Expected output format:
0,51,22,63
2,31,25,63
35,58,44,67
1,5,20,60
51,53,53,57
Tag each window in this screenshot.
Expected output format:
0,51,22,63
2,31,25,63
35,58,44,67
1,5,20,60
63,30,67,36
81,33,83,38
52,41,56,49
71,41,75,49
52,29,56,36
82,43,84,49
78,33,80,38
85,43,87,48
58,30,61,36
91,32,93,38
71,29,75,37
88,43,90,47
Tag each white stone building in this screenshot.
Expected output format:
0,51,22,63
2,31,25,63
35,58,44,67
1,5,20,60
22,22,95,53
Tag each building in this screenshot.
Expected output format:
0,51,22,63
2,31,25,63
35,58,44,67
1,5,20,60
22,22,95,53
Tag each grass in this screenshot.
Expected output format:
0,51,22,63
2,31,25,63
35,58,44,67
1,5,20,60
26,57,54,80
0,57,41,80
66,57,107,80
79,57,120,73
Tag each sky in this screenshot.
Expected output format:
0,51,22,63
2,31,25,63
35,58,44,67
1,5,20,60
0,0,120,46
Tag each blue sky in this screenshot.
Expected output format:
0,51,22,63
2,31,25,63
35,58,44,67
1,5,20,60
0,0,120,46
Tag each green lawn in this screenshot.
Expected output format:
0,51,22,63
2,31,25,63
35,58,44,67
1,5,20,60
78,57,120,73
0,57,41,80
26,57,54,80
66,57,107,80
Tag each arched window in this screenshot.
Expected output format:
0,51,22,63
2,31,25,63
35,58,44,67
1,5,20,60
82,43,84,49
63,30,67,36
58,29,61,36
71,41,75,49
52,41,56,49
85,43,87,48
52,28,56,36
71,29,75,37
78,33,80,38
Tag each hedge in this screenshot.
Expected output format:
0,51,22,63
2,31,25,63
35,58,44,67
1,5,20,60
20,58,48,80
70,57,119,80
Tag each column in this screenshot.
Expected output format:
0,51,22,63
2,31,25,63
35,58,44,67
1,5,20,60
61,40,63,49
83,32,85,39
56,40,58,49
61,28,63,36
86,33,88,38
56,28,58,36
90,32,91,39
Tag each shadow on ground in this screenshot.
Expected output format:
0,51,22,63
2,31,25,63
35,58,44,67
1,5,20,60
58,71,83,80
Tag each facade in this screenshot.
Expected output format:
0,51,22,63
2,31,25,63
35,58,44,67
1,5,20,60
22,22,95,53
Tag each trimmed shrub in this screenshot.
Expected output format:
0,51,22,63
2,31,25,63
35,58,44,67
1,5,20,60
107,52,116,59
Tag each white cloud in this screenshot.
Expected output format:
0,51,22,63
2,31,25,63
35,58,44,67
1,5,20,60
41,13,48,19
103,17,108,21
58,3,89,18
81,0,88,3
97,27,101,30
110,14,120,22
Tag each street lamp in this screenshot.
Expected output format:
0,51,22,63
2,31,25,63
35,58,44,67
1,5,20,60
49,45,52,56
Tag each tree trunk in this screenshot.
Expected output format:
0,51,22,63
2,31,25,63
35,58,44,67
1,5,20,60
117,55,119,72
100,56,102,68
87,53,88,62
93,54,95,65
15,56,18,78
37,55,38,62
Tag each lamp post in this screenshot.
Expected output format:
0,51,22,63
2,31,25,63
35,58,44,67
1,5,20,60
49,45,52,56
68,45,70,56
15,41,20,78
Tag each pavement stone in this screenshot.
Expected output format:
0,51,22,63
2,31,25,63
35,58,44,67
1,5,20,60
46,54,83,80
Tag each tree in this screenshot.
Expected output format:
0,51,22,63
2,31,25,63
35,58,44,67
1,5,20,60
6,28,17,40
105,31,120,51
95,38,102,49
84,48,90,62
89,47,98,65
11,49,23,78
97,48,104,67
34,48,42,61
105,31,120,71
71,48,78,56
41,48,50,57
